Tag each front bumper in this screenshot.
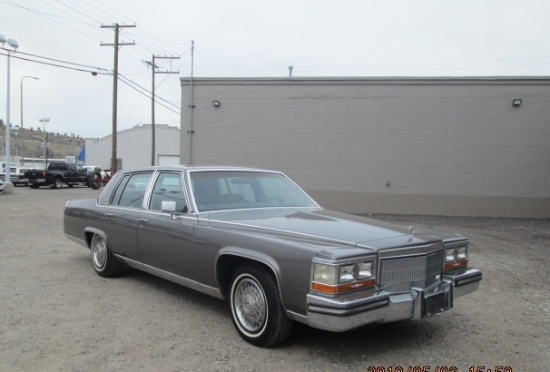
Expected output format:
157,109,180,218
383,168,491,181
305,267,482,332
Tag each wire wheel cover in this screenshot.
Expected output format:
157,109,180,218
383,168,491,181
233,277,268,334
92,236,107,270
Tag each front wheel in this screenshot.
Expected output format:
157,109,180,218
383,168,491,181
89,173,101,190
229,263,293,347
90,234,124,278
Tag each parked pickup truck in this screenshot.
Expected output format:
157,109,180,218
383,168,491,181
25,162,101,190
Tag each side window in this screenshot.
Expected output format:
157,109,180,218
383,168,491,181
111,172,153,208
149,172,188,213
110,175,130,205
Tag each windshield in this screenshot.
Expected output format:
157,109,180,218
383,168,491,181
189,171,318,212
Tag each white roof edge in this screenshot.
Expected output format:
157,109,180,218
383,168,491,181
180,76,550,87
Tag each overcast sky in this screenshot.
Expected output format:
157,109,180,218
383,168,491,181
1,0,550,139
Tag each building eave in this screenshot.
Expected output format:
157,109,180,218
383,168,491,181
180,76,550,86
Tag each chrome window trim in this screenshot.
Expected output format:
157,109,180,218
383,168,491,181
145,170,192,214
106,170,155,208
138,208,199,221
186,169,320,213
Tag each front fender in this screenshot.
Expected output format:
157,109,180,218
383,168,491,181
217,246,282,275
216,247,283,301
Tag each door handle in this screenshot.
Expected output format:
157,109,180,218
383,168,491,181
138,218,149,229
104,213,114,218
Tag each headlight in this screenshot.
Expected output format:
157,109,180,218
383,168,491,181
312,260,376,294
456,246,467,260
339,265,355,283
357,262,373,279
444,245,469,271
313,264,337,284
445,249,456,262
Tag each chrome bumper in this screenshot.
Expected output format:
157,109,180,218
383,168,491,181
305,268,482,332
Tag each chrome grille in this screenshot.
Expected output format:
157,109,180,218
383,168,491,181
379,251,444,294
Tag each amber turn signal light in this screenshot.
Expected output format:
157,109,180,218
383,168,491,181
444,259,468,271
312,278,376,294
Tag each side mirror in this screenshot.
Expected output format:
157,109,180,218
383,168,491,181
161,200,177,213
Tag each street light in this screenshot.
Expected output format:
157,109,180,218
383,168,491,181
39,117,50,169
21,76,39,129
1,33,19,194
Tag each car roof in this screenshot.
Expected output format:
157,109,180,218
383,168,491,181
122,165,281,173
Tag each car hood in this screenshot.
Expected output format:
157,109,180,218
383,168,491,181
202,208,458,250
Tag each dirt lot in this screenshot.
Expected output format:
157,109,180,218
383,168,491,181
1,187,549,372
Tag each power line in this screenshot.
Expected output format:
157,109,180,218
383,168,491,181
0,47,180,110
3,0,106,43
51,0,104,26
0,50,106,75
3,47,110,73
37,0,99,27
59,0,113,24
2,0,208,77
92,0,135,25
117,74,180,113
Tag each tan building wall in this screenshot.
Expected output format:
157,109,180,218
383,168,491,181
85,124,180,171
180,77,550,218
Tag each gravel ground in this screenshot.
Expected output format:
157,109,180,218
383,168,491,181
1,187,549,372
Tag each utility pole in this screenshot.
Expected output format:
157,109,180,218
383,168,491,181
100,23,135,175
188,40,195,165
145,55,179,166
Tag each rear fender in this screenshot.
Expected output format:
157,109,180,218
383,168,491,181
84,227,108,248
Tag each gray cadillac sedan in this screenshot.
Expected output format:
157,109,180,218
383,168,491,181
64,165,482,347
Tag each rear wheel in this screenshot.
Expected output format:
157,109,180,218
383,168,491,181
52,178,63,189
229,263,293,347
90,234,124,278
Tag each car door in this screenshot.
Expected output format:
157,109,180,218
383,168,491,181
72,164,86,182
137,171,200,279
99,171,154,259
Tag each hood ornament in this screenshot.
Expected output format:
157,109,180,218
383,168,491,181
408,226,416,241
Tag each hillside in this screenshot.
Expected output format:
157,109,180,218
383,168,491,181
0,122,85,161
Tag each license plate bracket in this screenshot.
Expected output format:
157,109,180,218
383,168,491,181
423,291,449,316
